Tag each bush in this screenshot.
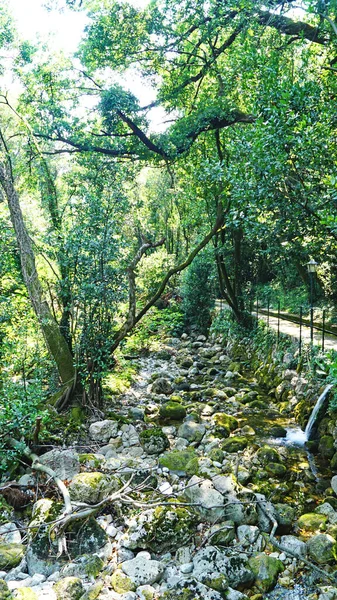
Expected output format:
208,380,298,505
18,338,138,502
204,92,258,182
182,250,216,334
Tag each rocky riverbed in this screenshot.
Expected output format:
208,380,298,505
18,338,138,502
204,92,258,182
1,332,337,600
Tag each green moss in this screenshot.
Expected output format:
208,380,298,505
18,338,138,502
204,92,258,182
159,402,186,421
78,454,102,468
297,513,328,532
256,445,281,465
185,457,200,476
248,554,284,592
212,413,238,436
110,570,135,593
265,463,287,477
159,449,197,472
319,435,335,458
0,579,12,600
0,543,25,570
170,395,183,403
221,436,248,453
139,427,170,454
15,590,38,600
209,448,224,463
144,505,198,552
78,582,104,600
54,577,84,600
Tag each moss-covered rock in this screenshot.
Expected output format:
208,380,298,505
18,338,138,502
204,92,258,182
269,426,287,438
211,413,238,437
297,513,328,532
69,472,120,504
208,448,224,463
159,402,187,421
66,517,109,558
207,521,236,546
159,449,197,473
0,580,12,600
142,505,198,552
0,543,25,570
274,504,296,532
307,533,337,564
54,577,84,600
15,590,38,600
319,435,335,459
221,437,248,453
265,463,287,478
78,582,104,600
78,454,104,469
61,554,104,579
256,445,281,465
110,570,136,593
248,554,284,592
139,427,170,455
330,452,337,471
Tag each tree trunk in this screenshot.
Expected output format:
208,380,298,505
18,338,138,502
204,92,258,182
0,161,75,385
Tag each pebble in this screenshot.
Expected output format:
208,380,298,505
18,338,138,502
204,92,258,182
180,563,194,574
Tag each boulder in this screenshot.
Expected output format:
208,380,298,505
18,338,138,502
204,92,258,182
54,577,84,600
297,513,328,532
280,535,307,558
159,402,186,421
89,420,118,442
123,505,198,552
256,446,281,465
69,472,120,504
192,546,228,591
248,553,284,592
307,534,337,564
184,476,226,522
151,378,173,395
121,553,164,586
0,523,21,545
162,578,223,600
221,437,248,453
110,570,136,593
178,421,206,442
38,449,80,481
211,413,238,436
139,428,170,455
159,449,197,474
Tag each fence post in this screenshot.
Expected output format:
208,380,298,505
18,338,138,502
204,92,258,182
267,297,270,326
322,309,326,352
310,306,314,344
277,300,280,341
299,306,302,357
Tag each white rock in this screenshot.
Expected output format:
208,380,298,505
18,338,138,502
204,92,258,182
89,419,118,442
137,585,156,600
121,555,164,586
0,522,22,544
38,449,80,481
280,535,307,557
106,525,118,538
180,563,194,574
184,476,226,522
159,482,173,495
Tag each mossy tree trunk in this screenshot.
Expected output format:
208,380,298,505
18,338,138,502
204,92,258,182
0,159,75,385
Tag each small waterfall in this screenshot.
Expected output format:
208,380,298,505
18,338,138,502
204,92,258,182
304,383,333,441
284,383,333,447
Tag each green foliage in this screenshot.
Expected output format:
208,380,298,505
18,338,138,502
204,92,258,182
182,250,216,334
122,303,184,354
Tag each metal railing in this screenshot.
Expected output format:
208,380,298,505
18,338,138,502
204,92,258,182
250,299,337,354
